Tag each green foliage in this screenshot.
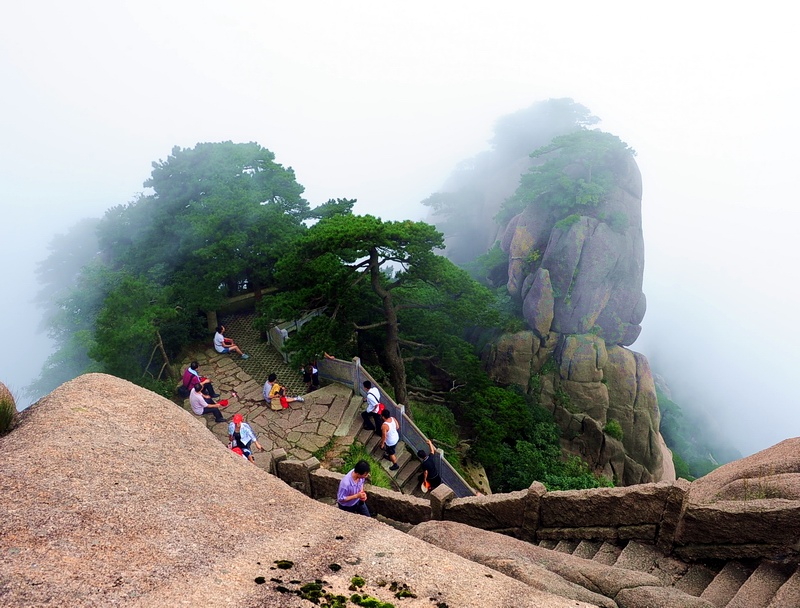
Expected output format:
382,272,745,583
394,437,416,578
267,212,497,406
489,288,525,333
543,455,614,491
338,442,393,490
422,99,597,265
461,241,509,287
672,451,694,481
463,384,610,492
408,400,459,448
30,141,317,396
554,214,581,231
554,386,577,414
523,249,542,266
604,419,624,441
498,129,635,224
605,210,629,233
89,274,182,380
0,395,15,434
657,387,740,479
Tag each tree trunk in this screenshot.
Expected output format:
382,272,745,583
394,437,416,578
368,248,408,407
155,329,175,379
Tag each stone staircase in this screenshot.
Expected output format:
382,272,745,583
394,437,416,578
354,422,426,497
532,538,800,607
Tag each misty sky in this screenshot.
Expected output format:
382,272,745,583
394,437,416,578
1,2,797,456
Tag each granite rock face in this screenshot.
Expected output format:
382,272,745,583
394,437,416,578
504,153,645,345
483,152,674,486
0,374,590,608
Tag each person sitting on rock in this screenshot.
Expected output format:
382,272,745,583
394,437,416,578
263,373,277,402
189,383,227,423
182,361,219,398
267,376,305,411
213,325,249,359
228,413,264,462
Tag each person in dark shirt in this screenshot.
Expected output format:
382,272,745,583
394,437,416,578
302,362,320,392
417,438,441,491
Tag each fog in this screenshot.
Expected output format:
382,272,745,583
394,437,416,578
1,2,797,456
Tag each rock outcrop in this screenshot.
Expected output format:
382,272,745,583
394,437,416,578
0,374,589,607
483,146,674,485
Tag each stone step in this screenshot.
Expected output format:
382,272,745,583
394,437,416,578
333,395,361,436
378,441,408,473
614,541,660,574
592,541,622,566
766,566,800,608
651,554,689,587
397,461,423,493
727,561,795,608
395,443,413,469
365,432,383,453
616,585,718,608
537,539,558,550
572,540,602,560
356,426,374,444
675,563,718,597
553,540,579,555
700,561,752,607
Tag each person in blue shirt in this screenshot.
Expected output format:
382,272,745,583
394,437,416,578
228,413,264,462
337,460,371,516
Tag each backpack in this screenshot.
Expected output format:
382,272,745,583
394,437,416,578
177,385,191,399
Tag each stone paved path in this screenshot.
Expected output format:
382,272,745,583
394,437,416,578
178,312,357,461
220,312,307,396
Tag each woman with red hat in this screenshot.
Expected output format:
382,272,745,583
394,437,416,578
228,413,264,462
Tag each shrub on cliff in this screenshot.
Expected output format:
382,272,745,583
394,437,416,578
0,396,16,434
465,385,611,492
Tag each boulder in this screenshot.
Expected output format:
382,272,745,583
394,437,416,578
481,330,536,389
0,374,589,608
673,438,800,559
483,151,671,485
522,268,555,338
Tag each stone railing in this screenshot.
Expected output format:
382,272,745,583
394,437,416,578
258,450,800,564
317,356,476,498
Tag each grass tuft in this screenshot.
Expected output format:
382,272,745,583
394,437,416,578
0,395,16,434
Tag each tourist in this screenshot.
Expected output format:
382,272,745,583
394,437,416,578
213,325,249,359
267,375,305,411
380,409,400,471
302,362,320,393
337,460,371,516
228,413,264,462
189,384,227,423
360,380,382,433
417,438,441,491
263,373,277,401
182,361,219,398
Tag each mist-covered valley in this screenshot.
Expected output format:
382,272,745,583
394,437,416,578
2,2,799,468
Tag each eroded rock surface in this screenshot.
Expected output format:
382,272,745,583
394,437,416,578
0,374,589,607
483,152,674,485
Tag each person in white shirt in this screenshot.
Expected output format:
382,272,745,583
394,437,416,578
380,409,400,471
189,384,226,423
213,325,249,359
361,380,382,433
